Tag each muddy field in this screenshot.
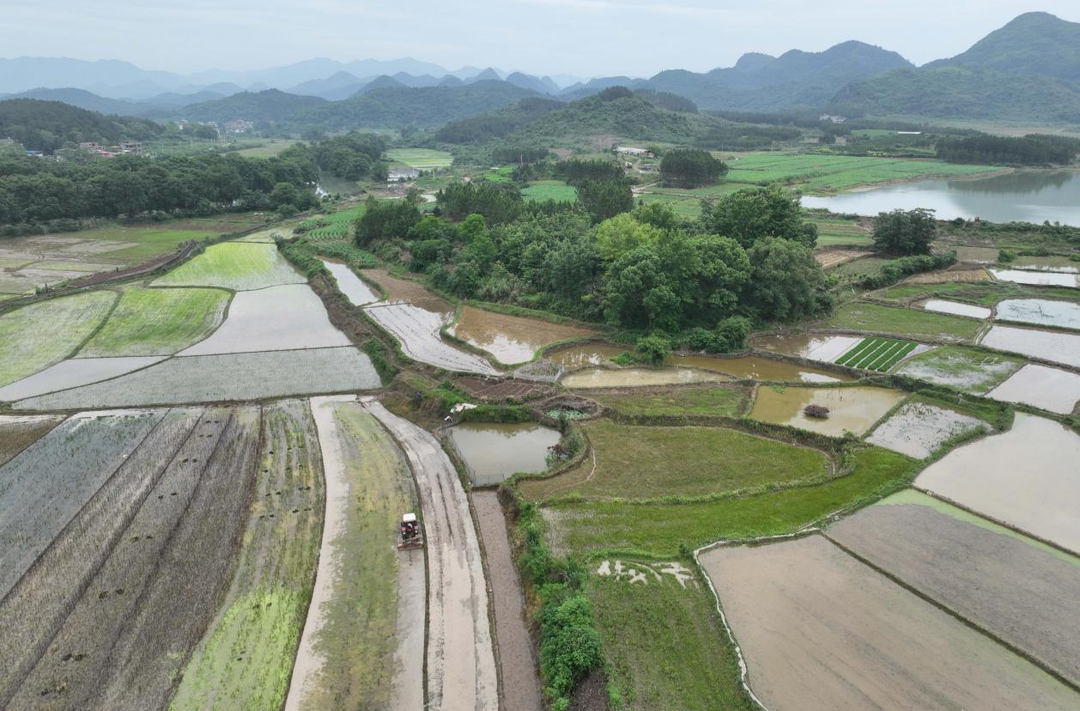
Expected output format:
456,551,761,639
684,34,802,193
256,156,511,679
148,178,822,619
814,249,872,269
749,385,905,437
0,406,260,711
671,354,851,382
916,413,1080,554
546,343,626,370
0,414,63,466
366,304,498,374
456,377,551,402
700,535,1079,711
828,492,1080,687
980,324,1080,368
987,364,1080,415
361,400,498,711
906,268,992,284
561,366,728,389
866,400,986,458
472,492,542,711
361,268,452,315
450,306,593,365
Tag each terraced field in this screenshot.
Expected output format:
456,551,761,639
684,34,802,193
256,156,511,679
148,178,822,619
154,243,305,291
835,336,918,372
79,287,230,357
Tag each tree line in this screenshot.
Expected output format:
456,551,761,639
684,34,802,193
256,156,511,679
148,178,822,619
936,134,1080,165
0,99,164,153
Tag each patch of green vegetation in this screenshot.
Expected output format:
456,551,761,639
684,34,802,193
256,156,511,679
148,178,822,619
522,180,578,202
809,215,873,247
521,420,832,502
228,138,300,158
590,571,752,711
821,302,982,341
880,280,1080,306
0,290,117,387
836,337,917,372
831,256,890,277
895,345,1024,394
544,446,915,556
588,385,748,418
386,147,453,169
80,287,230,357
154,242,306,290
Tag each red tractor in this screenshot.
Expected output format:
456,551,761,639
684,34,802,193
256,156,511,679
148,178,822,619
397,512,423,550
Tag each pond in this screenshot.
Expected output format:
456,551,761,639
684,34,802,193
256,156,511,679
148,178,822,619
449,306,593,365
447,422,562,486
802,171,1080,226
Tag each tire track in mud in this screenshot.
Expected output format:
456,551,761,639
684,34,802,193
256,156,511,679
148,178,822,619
361,398,498,711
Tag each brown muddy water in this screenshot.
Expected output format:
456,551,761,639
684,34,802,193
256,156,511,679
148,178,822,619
749,385,906,437
450,306,593,365
448,422,561,487
1010,255,1079,273
754,333,862,363
561,367,729,389
547,344,627,370
995,299,1080,331
360,268,452,315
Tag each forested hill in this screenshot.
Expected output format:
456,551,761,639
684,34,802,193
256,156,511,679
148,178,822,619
831,13,1080,122
0,99,163,152
178,89,327,122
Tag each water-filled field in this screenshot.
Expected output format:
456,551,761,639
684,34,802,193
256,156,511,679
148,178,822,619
866,401,986,459
448,422,561,486
987,364,1080,415
995,298,1080,330
749,385,905,437
450,305,592,365
321,260,380,306
896,346,1023,393
366,304,498,374
154,243,305,291
922,299,991,319
990,269,1079,288
755,333,862,363
561,367,728,389
980,325,1080,368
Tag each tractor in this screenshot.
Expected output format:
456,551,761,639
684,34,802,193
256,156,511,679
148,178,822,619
397,512,423,550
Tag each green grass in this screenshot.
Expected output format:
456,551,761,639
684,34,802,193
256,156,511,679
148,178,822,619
588,385,748,418
520,420,831,502
880,280,1080,306
895,345,1025,394
522,180,578,202
385,148,453,169
153,242,306,291
821,302,982,341
297,204,367,242
168,402,323,711
836,337,918,372
0,291,117,387
542,446,916,557
79,287,230,357
808,215,873,247
831,257,890,277
228,139,300,158
590,571,752,711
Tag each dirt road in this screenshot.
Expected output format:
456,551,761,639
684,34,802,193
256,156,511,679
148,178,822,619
362,398,499,711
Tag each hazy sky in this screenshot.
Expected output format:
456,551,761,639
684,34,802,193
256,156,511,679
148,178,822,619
3,1,1077,78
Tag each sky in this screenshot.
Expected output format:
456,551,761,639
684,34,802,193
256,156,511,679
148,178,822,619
3,0,1078,79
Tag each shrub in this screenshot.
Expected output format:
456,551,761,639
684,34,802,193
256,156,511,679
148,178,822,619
635,334,671,365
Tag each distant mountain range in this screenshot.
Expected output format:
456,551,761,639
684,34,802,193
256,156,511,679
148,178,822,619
3,13,1080,126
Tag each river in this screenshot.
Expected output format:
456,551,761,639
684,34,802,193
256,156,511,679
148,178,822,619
803,170,1080,226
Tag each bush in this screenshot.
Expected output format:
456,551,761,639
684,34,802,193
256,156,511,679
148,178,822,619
872,208,937,256
716,315,753,350
859,252,957,289
362,337,397,382
635,333,671,365
539,595,603,703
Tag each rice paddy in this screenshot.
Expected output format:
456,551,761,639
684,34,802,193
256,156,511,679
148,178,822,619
386,148,453,169
153,242,306,291
835,336,918,372
822,302,983,341
895,346,1024,394
79,287,230,357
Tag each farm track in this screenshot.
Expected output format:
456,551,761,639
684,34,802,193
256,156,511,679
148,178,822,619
3,407,260,711
361,399,498,711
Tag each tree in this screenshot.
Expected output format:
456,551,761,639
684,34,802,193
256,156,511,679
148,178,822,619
701,185,815,248
635,334,671,365
594,214,663,261
576,179,633,222
660,149,728,188
872,208,937,255
355,196,421,245
746,237,832,321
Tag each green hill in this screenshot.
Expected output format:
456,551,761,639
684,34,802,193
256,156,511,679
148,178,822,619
179,89,328,122
0,98,163,152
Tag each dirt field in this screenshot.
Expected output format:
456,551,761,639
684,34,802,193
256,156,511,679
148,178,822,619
906,268,992,284
361,268,453,315
700,535,1079,711
361,399,498,711
828,494,1080,687
0,414,63,466
814,249,872,269
472,491,542,711
457,377,552,402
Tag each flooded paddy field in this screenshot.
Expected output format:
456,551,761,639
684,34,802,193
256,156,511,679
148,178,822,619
0,414,63,467
366,303,498,374
547,343,626,370
895,345,1024,393
699,535,1079,711
749,385,906,437
866,400,987,459
449,305,593,365
921,299,992,319
1010,256,1080,273
561,366,728,389
754,333,862,363
828,490,1080,687
153,242,306,291
980,324,1080,368
995,298,1080,330
448,422,561,486
0,356,166,402
670,354,851,382
321,260,380,306
990,268,1080,288
916,414,1080,554
987,364,1080,415
361,268,452,315
181,284,350,355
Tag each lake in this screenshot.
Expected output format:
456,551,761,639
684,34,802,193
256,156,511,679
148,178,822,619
803,170,1080,226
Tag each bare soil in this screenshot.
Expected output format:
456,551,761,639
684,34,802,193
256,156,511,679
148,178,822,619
457,377,552,402
0,414,63,467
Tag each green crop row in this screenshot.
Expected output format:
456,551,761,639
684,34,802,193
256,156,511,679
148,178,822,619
836,337,917,372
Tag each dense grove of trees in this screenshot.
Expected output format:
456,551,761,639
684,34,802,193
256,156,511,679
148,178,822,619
660,149,728,188
872,208,937,255
354,181,832,348
0,146,319,225
0,99,164,153
310,132,388,180
936,134,1080,165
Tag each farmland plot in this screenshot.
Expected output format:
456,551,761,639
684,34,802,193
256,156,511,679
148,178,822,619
995,298,1080,330
79,287,230,357
1,407,260,711
987,364,1080,415
449,305,593,365
15,347,380,410
834,336,919,372
916,414,1080,554
749,385,905,437
823,302,982,341
921,299,992,319
171,400,325,711
896,345,1023,393
700,535,1079,711
0,409,166,599
361,268,452,315
0,414,63,466
0,356,165,402
980,324,1080,368
181,284,350,355
321,260,380,306
990,268,1079,288
153,243,305,291
0,291,117,387
866,401,987,458
366,303,498,374
0,408,204,706
828,491,1080,687
755,333,862,363
285,397,422,711
561,367,728,389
